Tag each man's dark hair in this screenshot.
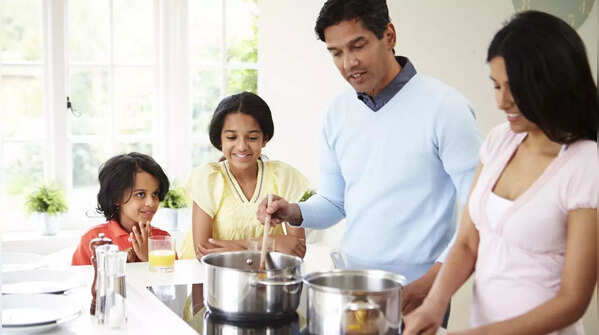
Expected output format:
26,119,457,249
208,91,274,151
97,152,170,222
315,0,391,42
488,10,598,143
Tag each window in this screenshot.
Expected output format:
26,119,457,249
0,0,259,232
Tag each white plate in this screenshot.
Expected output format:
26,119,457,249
1,252,44,272
2,269,83,294
1,294,82,333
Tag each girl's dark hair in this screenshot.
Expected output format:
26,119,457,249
208,92,274,151
487,10,598,143
97,152,169,222
315,0,391,42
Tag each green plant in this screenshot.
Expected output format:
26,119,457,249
161,187,189,209
299,190,316,202
25,183,68,215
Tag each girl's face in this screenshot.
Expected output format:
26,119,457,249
489,56,538,134
221,112,267,172
118,170,160,232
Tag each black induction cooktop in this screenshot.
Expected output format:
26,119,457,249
147,283,307,335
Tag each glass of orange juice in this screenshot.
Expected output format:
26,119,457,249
148,235,175,272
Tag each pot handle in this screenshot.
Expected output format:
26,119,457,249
251,276,303,287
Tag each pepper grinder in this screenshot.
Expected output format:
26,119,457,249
89,233,113,315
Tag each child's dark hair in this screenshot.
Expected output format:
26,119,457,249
208,91,274,151
96,152,170,221
487,10,598,143
315,0,391,42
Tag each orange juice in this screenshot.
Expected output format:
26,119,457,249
149,249,175,271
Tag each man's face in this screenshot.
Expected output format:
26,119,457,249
324,19,396,96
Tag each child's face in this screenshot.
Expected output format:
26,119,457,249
118,170,160,232
221,112,266,172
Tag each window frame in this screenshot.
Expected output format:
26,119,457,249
0,0,259,231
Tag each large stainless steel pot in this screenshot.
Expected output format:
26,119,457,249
201,251,303,320
303,269,406,335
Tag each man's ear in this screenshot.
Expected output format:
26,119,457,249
385,23,397,50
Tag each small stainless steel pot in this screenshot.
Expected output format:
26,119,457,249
303,269,406,334
201,251,303,320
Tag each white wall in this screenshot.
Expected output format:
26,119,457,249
258,0,598,332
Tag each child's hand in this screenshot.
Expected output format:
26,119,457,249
131,221,151,262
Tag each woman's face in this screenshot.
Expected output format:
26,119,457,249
118,170,160,232
220,112,266,172
489,56,538,134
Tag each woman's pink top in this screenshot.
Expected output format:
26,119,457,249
468,123,598,335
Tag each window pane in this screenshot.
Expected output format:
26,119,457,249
192,69,221,134
114,0,154,65
69,68,109,136
0,66,44,138
72,143,104,188
117,143,152,156
192,143,220,167
227,69,257,95
114,68,153,135
189,0,222,65
71,143,105,223
226,0,258,63
0,0,42,62
1,141,44,231
2,141,44,195
68,1,109,63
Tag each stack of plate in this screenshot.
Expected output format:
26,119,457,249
2,294,82,333
1,259,85,333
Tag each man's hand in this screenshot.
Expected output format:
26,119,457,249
257,194,303,226
272,235,306,258
131,221,151,262
402,262,442,315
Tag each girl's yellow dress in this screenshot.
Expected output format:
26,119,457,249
179,159,310,259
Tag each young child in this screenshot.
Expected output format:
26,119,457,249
179,91,311,259
72,152,172,265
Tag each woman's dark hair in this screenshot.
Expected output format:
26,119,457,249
97,152,170,222
208,91,274,151
487,10,598,143
315,0,391,42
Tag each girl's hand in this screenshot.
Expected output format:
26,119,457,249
195,239,244,259
131,221,151,262
272,235,306,258
403,300,446,335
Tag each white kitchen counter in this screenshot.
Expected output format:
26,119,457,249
4,244,335,334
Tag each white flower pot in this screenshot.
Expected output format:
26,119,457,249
157,208,178,231
31,212,63,236
176,208,191,232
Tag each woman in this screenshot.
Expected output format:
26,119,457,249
404,11,598,335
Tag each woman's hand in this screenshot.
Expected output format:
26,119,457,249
131,221,151,262
272,234,306,258
403,300,447,335
195,239,245,258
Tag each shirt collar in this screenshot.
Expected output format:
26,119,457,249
357,56,417,112
107,219,130,238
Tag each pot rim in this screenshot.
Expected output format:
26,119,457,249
200,250,303,274
303,269,406,295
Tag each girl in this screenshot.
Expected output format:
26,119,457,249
72,152,172,265
179,92,310,259
404,11,598,335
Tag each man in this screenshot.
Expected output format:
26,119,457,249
257,0,480,326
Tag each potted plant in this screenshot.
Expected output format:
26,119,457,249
159,186,189,230
25,183,68,235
